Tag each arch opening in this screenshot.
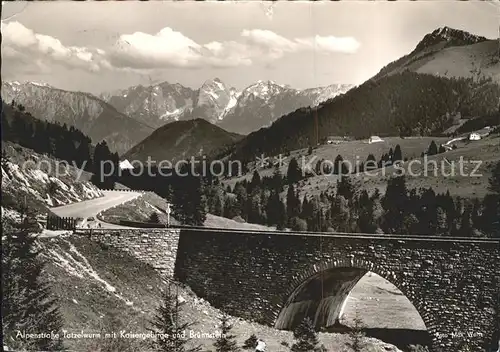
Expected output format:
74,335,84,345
275,267,367,330
275,267,430,349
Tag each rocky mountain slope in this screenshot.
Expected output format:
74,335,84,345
1,82,154,154
101,79,353,135
374,26,499,83
218,27,500,163
1,142,103,216
123,118,243,163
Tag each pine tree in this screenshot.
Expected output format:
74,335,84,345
333,155,348,175
337,176,355,202
346,315,366,352
287,157,302,184
459,206,473,237
427,140,438,156
381,175,408,234
480,194,500,238
287,185,301,225
2,217,64,351
223,195,238,219
242,334,258,350
266,190,285,227
277,197,287,230
249,170,262,193
149,212,160,224
290,317,326,352
365,154,377,171
272,166,284,193
436,207,449,236
234,183,248,219
171,164,207,226
149,283,201,352
489,161,500,194
213,315,240,352
393,144,403,164
356,190,377,233
330,195,350,232
214,194,224,216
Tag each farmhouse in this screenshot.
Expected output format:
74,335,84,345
469,133,481,141
119,159,134,170
368,136,384,144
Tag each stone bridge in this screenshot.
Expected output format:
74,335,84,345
88,227,500,352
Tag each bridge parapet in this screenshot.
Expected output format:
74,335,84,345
81,228,181,277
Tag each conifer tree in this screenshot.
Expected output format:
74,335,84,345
171,164,207,225
356,190,377,233
333,155,348,175
287,185,301,224
2,216,64,351
381,175,408,234
393,144,403,164
149,212,160,224
459,206,473,237
242,334,258,350
365,154,377,171
346,315,366,352
489,161,500,194
388,147,394,162
213,315,240,352
249,170,262,193
149,283,201,352
436,207,449,236
337,176,355,202
287,157,302,184
290,317,326,352
427,140,438,156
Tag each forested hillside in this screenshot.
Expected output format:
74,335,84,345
224,73,500,164
2,100,119,189
123,118,242,163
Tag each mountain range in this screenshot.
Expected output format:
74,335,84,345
1,81,155,155
219,26,500,163
1,79,351,154
100,79,353,135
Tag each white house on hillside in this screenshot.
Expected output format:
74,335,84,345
119,159,134,170
469,133,481,141
368,136,383,144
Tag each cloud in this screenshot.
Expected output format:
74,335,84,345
1,21,360,73
1,21,109,72
108,27,361,70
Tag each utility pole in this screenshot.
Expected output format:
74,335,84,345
166,203,171,227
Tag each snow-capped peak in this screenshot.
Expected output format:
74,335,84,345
4,80,52,88
29,81,52,88
242,80,288,101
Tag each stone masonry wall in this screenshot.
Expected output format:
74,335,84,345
174,229,500,352
88,229,181,277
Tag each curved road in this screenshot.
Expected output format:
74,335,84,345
50,190,142,229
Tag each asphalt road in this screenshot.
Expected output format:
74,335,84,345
50,190,141,229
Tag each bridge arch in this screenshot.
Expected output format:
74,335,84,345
273,257,432,338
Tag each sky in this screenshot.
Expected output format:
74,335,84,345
1,1,499,95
